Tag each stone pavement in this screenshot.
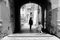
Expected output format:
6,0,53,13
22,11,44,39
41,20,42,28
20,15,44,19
1,33,60,40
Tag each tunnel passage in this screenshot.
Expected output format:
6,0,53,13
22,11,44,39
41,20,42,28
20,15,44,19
1,0,59,38
13,0,52,33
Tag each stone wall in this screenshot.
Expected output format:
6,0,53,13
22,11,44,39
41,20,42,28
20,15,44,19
56,7,60,38
47,8,57,34
46,7,60,38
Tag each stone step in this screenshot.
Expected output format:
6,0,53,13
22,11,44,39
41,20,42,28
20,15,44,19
1,33,60,40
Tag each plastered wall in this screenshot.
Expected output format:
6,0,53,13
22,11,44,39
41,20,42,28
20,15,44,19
0,2,12,38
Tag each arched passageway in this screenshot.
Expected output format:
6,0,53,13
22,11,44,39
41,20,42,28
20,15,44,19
20,3,42,32
14,0,52,33
1,0,60,39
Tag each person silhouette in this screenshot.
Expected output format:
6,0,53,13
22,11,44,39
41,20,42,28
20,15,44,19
29,17,33,32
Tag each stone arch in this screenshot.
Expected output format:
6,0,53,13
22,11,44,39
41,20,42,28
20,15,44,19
14,0,51,33
20,3,42,30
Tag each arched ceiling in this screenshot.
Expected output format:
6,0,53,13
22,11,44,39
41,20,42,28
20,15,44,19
20,3,41,14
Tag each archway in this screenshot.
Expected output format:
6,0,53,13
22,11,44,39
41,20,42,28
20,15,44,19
14,0,51,33
20,3,42,33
